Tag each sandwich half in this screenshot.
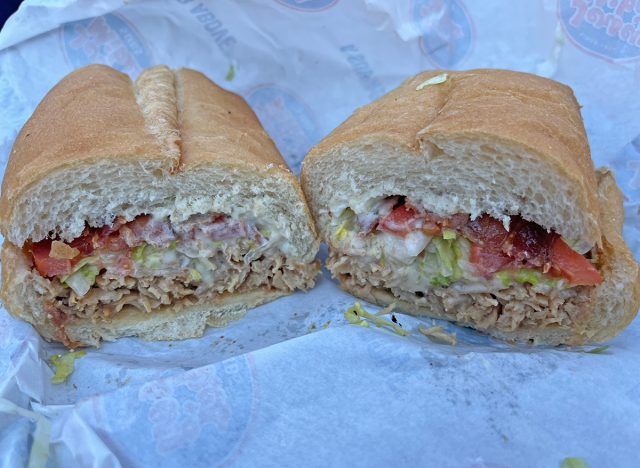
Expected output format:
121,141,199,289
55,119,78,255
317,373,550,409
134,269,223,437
0,64,320,347
301,69,640,345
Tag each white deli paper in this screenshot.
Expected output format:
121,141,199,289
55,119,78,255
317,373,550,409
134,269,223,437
1,1,639,466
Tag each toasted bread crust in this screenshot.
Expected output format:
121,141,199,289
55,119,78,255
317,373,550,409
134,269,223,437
0,64,315,245
303,69,600,248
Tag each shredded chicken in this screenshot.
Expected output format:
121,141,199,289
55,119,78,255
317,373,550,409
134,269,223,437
36,253,317,325
328,251,591,333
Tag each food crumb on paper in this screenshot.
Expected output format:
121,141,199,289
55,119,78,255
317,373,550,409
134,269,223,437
418,325,457,346
561,457,588,468
49,350,86,384
344,302,410,336
225,64,235,81
415,73,448,90
376,302,396,315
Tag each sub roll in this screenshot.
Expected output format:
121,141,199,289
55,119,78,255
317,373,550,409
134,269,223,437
0,64,320,347
302,69,639,345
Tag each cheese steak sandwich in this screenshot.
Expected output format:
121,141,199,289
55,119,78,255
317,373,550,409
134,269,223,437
0,64,320,347
301,69,639,345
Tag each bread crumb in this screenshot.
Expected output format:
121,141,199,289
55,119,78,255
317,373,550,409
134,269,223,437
376,302,396,315
418,325,457,345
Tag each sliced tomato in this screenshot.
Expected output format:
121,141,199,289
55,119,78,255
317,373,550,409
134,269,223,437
469,243,512,276
30,240,72,277
378,205,421,236
549,237,603,286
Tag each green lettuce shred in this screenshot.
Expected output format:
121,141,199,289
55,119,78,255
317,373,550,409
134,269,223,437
561,457,588,468
415,73,448,90
62,264,99,296
225,64,235,81
442,229,457,240
496,271,511,287
514,269,542,285
190,268,202,282
334,208,356,242
344,302,410,336
49,350,86,384
131,243,147,262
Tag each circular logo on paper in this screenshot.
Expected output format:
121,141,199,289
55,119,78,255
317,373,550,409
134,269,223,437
275,0,339,12
61,13,151,75
91,356,257,465
559,0,640,62
413,0,474,68
246,85,318,173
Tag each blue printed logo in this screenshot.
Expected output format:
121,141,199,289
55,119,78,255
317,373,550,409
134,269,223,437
246,85,318,173
275,0,339,12
559,0,640,62
92,355,257,465
413,0,474,68
60,13,152,75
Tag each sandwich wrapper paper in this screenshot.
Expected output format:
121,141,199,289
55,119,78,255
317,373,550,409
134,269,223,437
0,0,639,466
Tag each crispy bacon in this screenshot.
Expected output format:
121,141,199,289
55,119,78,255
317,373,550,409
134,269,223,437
503,216,556,266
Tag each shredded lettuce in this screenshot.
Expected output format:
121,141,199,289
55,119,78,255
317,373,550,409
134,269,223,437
257,226,271,239
430,273,452,287
442,229,457,240
497,271,511,287
344,302,410,336
49,350,86,384
132,243,175,270
334,208,356,242
131,243,147,262
514,269,541,285
561,458,588,468
192,258,217,283
495,269,560,288
415,73,448,90
189,268,202,282
62,265,99,296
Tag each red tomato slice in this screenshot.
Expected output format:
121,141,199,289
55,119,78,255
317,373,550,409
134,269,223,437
378,205,421,236
549,237,603,286
30,240,72,277
469,243,512,276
